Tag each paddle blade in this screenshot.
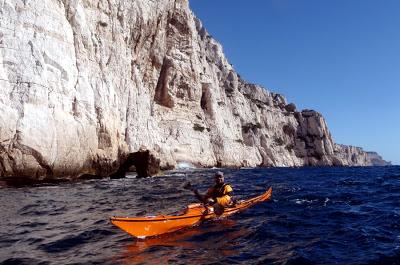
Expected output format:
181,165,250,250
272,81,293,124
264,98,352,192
183,181,193,190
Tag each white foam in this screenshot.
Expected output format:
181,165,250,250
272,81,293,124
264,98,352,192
176,162,196,169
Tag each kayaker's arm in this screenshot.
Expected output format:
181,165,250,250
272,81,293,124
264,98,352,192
193,189,207,204
215,185,234,206
203,188,217,205
183,182,207,204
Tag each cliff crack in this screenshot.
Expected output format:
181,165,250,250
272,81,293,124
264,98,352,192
12,134,53,177
60,0,81,90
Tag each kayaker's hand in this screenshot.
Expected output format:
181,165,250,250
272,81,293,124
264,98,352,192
206,198,215,205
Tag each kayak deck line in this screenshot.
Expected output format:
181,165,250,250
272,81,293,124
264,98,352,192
111,189,270,222
111,214,209,222
110,187,272,238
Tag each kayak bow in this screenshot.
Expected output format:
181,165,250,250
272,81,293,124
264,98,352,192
111,187,272,238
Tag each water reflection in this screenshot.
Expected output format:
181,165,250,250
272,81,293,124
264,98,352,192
116,219,247,264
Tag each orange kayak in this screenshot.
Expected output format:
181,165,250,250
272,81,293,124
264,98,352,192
110,187,272,238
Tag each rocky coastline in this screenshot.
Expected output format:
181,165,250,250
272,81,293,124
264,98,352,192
0,0,390,183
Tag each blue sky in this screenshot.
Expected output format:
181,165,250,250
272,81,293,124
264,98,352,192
190,0,400,165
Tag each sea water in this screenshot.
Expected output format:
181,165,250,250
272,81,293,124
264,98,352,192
1,166,399,265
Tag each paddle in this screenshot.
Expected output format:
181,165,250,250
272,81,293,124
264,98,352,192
183,181,207,204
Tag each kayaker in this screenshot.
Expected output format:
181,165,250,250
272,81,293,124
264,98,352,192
185,171,233,215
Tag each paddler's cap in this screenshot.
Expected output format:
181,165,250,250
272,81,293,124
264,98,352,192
215,171,224,177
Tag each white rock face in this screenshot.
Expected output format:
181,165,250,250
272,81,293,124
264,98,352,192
0,0,389,180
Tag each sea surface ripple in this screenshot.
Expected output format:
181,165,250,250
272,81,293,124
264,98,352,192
1,166,400,265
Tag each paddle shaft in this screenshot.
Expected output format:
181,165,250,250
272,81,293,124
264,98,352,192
192,188,207,204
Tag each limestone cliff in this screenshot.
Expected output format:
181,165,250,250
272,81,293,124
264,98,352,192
365,152,391,166
0,0,390,181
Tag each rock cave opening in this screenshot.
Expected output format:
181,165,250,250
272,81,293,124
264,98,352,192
109,150,160,179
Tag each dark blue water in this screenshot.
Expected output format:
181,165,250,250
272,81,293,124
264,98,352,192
1,166,400,265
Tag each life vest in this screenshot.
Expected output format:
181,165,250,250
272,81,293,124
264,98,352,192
208,183,233,201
